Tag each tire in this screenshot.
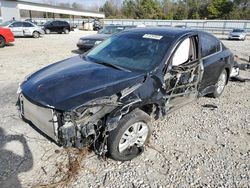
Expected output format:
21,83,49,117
107,109,152,161
210,69,227,98
33,31,40,38
45,29,50,34
63,28,69,34
0,36,6,48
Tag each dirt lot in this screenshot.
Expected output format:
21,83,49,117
0,30,249,188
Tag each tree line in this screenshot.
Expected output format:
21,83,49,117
100,0,250,20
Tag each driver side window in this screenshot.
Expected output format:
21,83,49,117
171,36,197,66
10,22,23,27
172,38,190,66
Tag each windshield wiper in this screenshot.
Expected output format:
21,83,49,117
98,61,131,72
87,57,131,72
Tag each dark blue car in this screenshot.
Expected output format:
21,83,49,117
17,28,235,161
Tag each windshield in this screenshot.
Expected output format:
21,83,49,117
86,33,171,72
0,21,13,27
98,26,124,35
232,29,244,32
44,21,52,25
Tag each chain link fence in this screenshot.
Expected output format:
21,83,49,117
103,19,250,35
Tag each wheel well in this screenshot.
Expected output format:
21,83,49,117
0,35,6,41
139,103,158,117
225,67,230,84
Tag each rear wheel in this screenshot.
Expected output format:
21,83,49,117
63,28,69,34
0,36,6,48
33,31,40,38
107,109,152,161
211,69,227,98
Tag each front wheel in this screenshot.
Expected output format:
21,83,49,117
211,69,227,98
33,31,40,38
107,109,152,161
45,29,50,34
0,36,6,48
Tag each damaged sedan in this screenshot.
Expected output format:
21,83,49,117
17,28,235,161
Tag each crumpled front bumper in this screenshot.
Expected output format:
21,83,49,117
18,93,58,141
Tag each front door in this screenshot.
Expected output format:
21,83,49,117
9,22,24,36
163,35,203,112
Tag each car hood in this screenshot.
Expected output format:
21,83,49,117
21,56,145,111
0,27,11,31
80,34,110,41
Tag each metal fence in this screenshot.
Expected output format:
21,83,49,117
2,16,250,35
103,19,250,35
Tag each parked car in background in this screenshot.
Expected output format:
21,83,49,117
0,21,44,38
228,29,247,40
24,19,38,25
43,20,70,34
174,25,191,29
93,20,103,31
17,28,235,161
77,25,135,51
0,27,14,48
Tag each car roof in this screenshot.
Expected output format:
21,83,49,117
232,28,245,31
52,20,68,22
118,27,197,38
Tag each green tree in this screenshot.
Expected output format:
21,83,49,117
122,0,137,18
173,1,188,20
140,0,162,19
100,1,120,18
72,2,84,10
207,0,234,19
161,0,174,19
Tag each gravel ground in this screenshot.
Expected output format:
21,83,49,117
0,30,249,188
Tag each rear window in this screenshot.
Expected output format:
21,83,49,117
98,26,125,35
23,22,34,27
200,33,220,58
232,29,244,32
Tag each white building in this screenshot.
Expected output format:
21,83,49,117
0,0,105,22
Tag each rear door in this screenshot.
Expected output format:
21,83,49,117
22,22,34,36
9,22,24,36
199,32,224,92
163,35,203,112
57,21,64,32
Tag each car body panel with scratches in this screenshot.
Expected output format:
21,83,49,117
0,27,14,47
17,28,235,161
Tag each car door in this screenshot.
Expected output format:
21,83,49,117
199,32,225,93
54,21,61,32
59,21,65,32
22,22,34,36
9,22,24,36
163,35,203,112
49,21,56,32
